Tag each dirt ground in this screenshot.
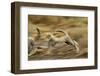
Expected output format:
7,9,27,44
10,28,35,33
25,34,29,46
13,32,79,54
28,15,88,60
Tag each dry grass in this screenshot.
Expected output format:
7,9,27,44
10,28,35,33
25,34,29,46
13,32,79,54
28,15,88,60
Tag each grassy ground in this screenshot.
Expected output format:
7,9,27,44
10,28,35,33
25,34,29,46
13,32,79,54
28,15,88,60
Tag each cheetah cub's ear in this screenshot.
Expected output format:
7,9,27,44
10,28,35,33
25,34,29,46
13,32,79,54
46,33,52,39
